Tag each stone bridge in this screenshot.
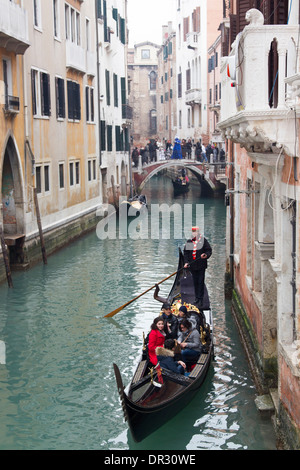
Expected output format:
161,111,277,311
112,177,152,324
132,158,227,195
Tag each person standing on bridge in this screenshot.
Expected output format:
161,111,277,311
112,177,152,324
171,137,183,159
183,226,212,309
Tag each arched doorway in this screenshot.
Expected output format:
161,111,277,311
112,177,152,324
1,136,25,265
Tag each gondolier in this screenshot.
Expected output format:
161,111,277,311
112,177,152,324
183,227,212,309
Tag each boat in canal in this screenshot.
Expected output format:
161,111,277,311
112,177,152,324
172,177,190,194
121,194,148,213
113,249,213,443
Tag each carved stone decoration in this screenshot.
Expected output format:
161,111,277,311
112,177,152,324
245,8,265,27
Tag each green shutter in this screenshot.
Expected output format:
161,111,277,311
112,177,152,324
113,73,118,107
120,17,125,44
105,69,110,105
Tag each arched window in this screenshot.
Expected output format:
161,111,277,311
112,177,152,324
150,109,157,133
149,71,157,90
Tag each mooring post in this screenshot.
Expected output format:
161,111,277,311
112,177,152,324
33,188,47,265
0,223,13,288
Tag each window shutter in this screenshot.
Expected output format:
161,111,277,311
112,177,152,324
86,86,89,121
113,73,118,107
100,120,106,150
105,69,110,105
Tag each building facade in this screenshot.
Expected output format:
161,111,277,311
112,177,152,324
175,0,224,145
157,23,177,146
0,0,131,281
219,0,300,449
127,41,160,148
97,0,131,205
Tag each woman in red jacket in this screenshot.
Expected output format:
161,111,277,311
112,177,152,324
148,317,166,366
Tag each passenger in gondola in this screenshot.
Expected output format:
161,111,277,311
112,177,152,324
177,305,198,332
161,302,178,340
147,317,166,367
156,339,186,375
177,319,202,363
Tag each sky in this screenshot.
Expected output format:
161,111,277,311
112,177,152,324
127,0,176,47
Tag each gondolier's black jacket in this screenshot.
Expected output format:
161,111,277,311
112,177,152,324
183,237,212,271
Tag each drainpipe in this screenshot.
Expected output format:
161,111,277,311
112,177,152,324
229,140,234,283
95,0,102,168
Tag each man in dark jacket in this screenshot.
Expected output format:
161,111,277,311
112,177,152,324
183,227,212,309
161,302,178,339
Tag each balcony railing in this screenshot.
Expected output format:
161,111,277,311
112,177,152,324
218,9,299,158
122,104,133,121
4,95,20,114
0,0,30,54
185,88,202,105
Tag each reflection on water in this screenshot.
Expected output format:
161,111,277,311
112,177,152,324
0,175,276,450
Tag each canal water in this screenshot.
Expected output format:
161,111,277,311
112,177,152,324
0,175,277,450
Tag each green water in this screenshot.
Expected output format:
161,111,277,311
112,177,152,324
0,175,276,450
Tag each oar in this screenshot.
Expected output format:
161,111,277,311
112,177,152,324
104,269,181,318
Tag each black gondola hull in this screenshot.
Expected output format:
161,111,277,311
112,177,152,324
172,180,190,194
113,248,213,443
115,347,212,442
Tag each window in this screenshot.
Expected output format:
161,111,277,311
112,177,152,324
36,166,42,193
69,162,74,186
31,69,51,117
44,165,50,192
86,19,90,51
55,77,65,119
65,3,80,44
67,80,81,120
33,0,42,29
35,164,50,194
75,161,80,185
149,71,157,91
150,109,157,133
86,86,94,122
53,0,60,38
69,160,80,187
59,163,64,189
141,49,150,59
186,68,191,91
88,158,97,182
178,72,182,98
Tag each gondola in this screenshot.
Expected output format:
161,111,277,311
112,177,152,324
113,249,213,443
172,177,190,194
121,194,148,215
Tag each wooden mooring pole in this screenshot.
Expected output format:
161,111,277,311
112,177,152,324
33,188,47,265
0,224,13,288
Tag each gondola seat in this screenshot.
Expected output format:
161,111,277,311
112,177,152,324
132,360,148,384
188,354,208,379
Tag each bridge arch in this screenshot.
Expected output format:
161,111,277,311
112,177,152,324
133,160,216,193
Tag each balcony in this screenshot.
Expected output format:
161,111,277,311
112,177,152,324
218,8,299,158
122,104,133,127
185,88,202,106
66,40,86,73
186,32,199,50
4,95,20,115
0,0,30,54
86,50,96,76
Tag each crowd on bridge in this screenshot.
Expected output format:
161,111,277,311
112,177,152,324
131,137,225,168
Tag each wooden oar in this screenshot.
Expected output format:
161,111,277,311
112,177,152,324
104,269,181,318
